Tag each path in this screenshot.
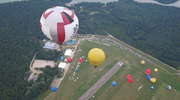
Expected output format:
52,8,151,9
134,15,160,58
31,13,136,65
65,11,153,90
79,61,124,100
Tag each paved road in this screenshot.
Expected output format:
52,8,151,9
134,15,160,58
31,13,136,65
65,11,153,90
79,61,124,100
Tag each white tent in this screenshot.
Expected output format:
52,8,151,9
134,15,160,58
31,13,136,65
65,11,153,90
43,41,59,49
58,62,67,69
64,49,73,57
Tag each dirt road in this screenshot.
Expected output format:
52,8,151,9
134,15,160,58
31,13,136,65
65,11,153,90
79,61,124,100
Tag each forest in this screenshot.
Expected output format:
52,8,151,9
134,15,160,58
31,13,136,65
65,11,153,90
156,0,178,4
0,0,179,99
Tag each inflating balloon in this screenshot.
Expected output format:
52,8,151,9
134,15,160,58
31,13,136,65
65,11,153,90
40,6,79,44
150,77,157,83
88,48,106,68
145,68,151,75
140,60,146,65
111,81,117,87
154,68,158,72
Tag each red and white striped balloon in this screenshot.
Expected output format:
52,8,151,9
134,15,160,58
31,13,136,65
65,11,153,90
40,6,79,44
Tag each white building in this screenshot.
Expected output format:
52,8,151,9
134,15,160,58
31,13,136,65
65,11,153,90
58,62,67,69
64,49,73,57
43,41,59,50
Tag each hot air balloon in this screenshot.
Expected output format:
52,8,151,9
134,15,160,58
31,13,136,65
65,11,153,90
140,60,146,65
145,75,151,81
111,81,117,87
145,68,151,75
88,48,106,68
150,77,157,83
126,74,134,83
78,57,84,63
154,68,158,72
40,6,79,44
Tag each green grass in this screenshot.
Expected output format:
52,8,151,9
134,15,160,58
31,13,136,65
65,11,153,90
42,36,180,100
35,90,50,100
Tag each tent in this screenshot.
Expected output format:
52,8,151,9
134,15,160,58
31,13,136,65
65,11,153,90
50,87,58,92
64,49,73,57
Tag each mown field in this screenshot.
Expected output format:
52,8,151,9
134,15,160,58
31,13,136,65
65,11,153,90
42,36,180,100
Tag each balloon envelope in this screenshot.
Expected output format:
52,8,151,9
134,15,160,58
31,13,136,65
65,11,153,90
146,75,151,81
145,68,151,75
140,60,146,64
78,57,84,63
126,74,134,83
154,68,158,72
150,77,157,83
128,79,133,83
112,81,117,86
127,74,133,80
88,48,106,67
40,6,79,44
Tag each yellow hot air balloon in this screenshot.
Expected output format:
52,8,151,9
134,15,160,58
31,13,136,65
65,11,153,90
154,68,158,72
150,77,157,83
140,60,146,65
88,48,106,68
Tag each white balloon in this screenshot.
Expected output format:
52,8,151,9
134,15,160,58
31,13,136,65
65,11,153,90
40,6,79,44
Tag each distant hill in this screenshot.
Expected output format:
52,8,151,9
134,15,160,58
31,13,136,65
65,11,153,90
156,0,178,4
74,0,180,68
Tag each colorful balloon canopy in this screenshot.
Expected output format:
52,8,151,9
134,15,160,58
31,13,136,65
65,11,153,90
126,74,134,83
145,75,151,81
150,77,157,83
140,60,146,64
88,48,106,67
111,81,117,87
66,57,72,63
154,68,158,72
145,68,151,75
78,57,84,63
40,6,79,44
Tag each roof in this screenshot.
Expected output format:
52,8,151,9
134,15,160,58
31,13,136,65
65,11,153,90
64,40,77,45
50,87,58,92
43,41,59,49
32,60,55,68
58,62,67,69
64,49,73,56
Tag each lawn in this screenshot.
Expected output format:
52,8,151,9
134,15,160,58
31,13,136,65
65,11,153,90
43,35,180,100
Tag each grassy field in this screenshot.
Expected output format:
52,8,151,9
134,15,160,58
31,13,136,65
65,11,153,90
43,35,180,100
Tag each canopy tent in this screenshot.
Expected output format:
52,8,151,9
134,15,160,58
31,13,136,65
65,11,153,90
64,49,73,57
58,62,67,69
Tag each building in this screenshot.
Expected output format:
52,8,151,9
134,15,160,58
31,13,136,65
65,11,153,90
58,62,67,69
43,41,59,50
